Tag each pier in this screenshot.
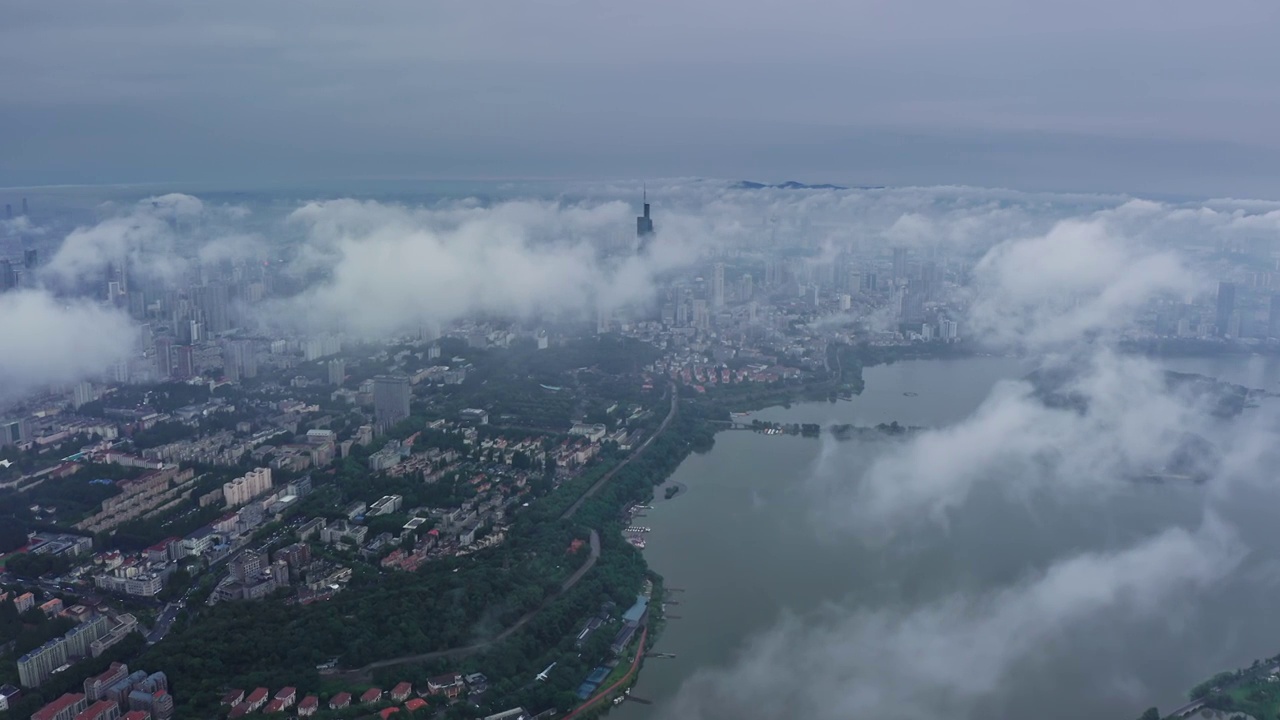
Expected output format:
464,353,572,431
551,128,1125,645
705,420,754,430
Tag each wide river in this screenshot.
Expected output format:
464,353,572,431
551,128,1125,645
613,355,1280,720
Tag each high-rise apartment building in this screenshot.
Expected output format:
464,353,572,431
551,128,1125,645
85,662,130,701
692,299,709,331
0,259,14,292
192,283,231,335
847,269,862,294
154,337,174,379
1270,293,1280,339
327,358,346,386
232,551,263,584
1216,281,1237,337
712,263,726,308
373,375,411,430
18,616,109,687
223,468,272,508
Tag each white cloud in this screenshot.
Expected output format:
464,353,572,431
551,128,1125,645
42,193,255,288
817,351,1207,536
267,196,706,336
0,215,46,238
0,289,136,401
967,219,1197,347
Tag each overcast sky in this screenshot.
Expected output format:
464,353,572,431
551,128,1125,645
4,1,1280,196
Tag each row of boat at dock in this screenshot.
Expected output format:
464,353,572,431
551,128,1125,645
623,504,653,549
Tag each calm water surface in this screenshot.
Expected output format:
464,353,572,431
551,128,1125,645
613,355,1280,720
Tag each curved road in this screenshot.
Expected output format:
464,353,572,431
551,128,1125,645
560,383,679,521
333,382,678,680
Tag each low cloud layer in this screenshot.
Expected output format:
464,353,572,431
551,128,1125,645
818,352,1205,536
268,196,708,335
967,218,1197,347
0,289,136,401
43,193,256,290
811,204,1227,536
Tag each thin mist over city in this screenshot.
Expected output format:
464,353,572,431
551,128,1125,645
2,4,1280,720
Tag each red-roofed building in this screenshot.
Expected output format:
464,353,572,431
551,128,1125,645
145,537,180,564
360,688,382,704
264,698,286,713
227,702,251,719
13,591,35,613
426,673,464,699
32,693,87,720
389,682,413,701
72,699,118,720
297,695,319,717
39,598,64,617
404,698,428,712
122,712,150,720
328,692,351,710
221,689,245,706
379,708,399,720
85,662,129,701
149,689,173,720
272,687,296,709
244,687,268,712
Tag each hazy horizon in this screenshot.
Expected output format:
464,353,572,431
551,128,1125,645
5,1,1280,197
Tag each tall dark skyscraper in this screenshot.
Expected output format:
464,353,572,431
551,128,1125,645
20,198,28,216
892,247,908,283
192,283,231,335
636,189,654,251
23,249,37,269
155,337,175,379
1269,293,1280,340
1216,281,1237,337
373,375,411,431
919,260,940,300
4,204,10,220
0,260,14,292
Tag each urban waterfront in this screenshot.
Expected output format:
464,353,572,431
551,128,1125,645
617,356,1280,720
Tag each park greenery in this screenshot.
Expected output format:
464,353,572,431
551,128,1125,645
135,374,717,717
1190,659,1280,720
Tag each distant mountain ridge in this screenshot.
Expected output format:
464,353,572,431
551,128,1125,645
731,180,866,190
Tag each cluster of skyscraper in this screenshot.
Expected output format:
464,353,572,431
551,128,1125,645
1207,279,1280,339
0,249,37,293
